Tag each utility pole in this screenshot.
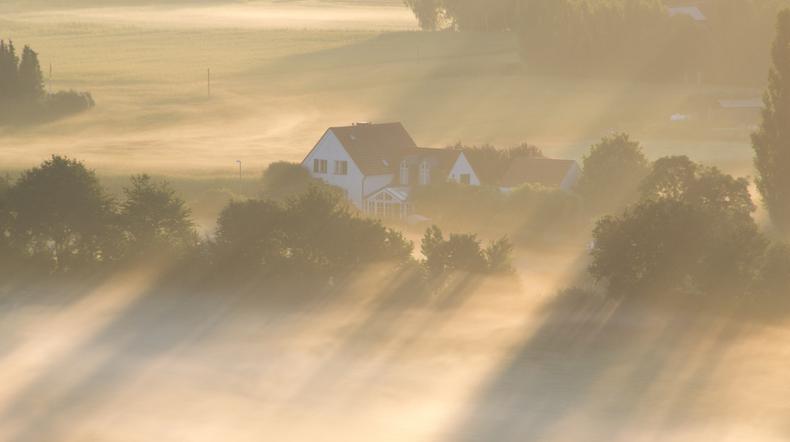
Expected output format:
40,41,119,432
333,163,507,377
236,160,242,180
49,63,52,94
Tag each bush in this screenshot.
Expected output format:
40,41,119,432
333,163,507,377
119,174,197,257
44,90,95,119
213,186,413,276
421,225,513,276
759,243,790,296
260,161,321,201
411,181,582,242
576,133,650,216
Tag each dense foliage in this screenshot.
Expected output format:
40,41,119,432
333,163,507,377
405,0,790,83
411,180,582,242
753,9,790,235
214,186,413,276
575,133,650,216
0,40,94,124
421,225,513,275
260,161,324,201
590,156,790,296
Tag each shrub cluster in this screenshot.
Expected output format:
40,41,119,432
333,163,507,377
421,225,514,276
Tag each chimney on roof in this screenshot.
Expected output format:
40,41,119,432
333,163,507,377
353,121,372,126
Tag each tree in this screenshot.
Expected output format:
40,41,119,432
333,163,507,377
119,174,196,255
640,156,699,201
404,0,442,30
18,45,44,101
591,158,766,296
753,9,790,235
576,133,650,216
759,243,790,295
5,156,117,271
484,237,515,273
420,225,512,275
260,161,320,201
213,186,412,276
0,40,19,100
642,155,755,218
214,199,287,271
0,175,10,258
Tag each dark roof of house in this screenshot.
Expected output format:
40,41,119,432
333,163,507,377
403,147,461,170
329,122,418,175
499,158,578,188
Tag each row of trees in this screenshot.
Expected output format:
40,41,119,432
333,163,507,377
0,40,94,124
404,0,790,83
0,156,513,281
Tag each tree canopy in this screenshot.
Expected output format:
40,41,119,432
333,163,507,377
753,8,790,235
576,133,650,216
4,156,116,271
591,156,777,296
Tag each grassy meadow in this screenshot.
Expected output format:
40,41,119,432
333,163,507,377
0,0,764,227
0,0,761,179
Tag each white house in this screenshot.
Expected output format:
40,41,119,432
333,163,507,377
301,122,480,219
301,122,582,219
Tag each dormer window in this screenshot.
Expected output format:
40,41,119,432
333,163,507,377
400,161,409,185
420,161,430,185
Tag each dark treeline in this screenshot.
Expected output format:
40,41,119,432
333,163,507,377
405,0,790,83
0,156,513,285
0,40,94,125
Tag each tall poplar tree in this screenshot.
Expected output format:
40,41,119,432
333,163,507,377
18,45,44,100
753,9,790,235
0,40,19,100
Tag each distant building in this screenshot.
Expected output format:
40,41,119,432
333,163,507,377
302,122,579,219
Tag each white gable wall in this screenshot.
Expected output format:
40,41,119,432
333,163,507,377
447,153,481,186
302,130,366,208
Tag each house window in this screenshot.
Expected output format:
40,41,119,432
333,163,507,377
313,159,327,174
460,173,471,185
400,161,409,185
420,161,430,185
334,160,348,175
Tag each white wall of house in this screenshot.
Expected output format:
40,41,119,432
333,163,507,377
560,162,582,191
302,130,366,207
447,153,481,186
363,174,394,200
